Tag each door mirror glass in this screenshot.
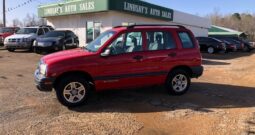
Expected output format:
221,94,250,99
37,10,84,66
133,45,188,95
101,49,111,57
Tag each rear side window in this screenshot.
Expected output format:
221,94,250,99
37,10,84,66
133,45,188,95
146,31,176,51
178,32,194,49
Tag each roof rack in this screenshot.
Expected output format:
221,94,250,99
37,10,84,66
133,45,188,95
127,24,186,29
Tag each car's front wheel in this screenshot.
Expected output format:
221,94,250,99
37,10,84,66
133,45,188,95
166,69,191,95
55,76,90,107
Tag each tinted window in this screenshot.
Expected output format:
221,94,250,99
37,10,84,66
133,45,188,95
147,31,176,51
178,32,194,48
38,28,44,35
66,31,75,37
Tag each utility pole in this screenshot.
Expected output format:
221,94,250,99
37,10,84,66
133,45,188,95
3,0,6,27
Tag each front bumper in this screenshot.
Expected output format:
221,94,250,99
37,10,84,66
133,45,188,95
5,42,31,49
191,66,204,78
34,69,55,92
34,45,60,52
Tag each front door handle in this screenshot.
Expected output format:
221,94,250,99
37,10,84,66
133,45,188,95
133,55,143,60
168,53,177,57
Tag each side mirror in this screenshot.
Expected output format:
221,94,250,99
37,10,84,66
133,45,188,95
101,49,111,57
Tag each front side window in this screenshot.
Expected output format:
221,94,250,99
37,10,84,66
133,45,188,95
147,31,176,51
109,32,143,55
85,31,116,52
178,32,194,49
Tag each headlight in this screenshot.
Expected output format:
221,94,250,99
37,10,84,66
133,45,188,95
39,60,47,75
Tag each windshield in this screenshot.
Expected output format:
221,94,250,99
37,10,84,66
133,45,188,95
16,28,37,34
85,31,116,52
0,28,14,33
44,31,65,38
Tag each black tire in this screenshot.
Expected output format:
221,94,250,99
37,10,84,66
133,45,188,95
7,48,15,52
166,69,191,96
55,76,90,107
34,47,41,54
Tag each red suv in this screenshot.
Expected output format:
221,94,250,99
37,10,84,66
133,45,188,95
35,24,203,107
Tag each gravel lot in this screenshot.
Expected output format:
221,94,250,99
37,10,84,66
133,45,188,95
0,47,255,135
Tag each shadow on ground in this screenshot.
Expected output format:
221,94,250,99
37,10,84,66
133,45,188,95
202,59,231,65
71,82,255,113
202,50,254,60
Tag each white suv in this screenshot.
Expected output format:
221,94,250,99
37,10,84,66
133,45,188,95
4,26,53,52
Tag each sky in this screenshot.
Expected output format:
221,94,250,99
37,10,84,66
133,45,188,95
1,0,255,26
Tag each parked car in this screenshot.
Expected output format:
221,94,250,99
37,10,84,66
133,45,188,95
33,30,79,54
4,26,54,52
0,27,19,46
196,37,226,54
35,24,203,107
210,36,253,52
221,40,237,52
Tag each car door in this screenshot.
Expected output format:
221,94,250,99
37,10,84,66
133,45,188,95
139,30,179,86
95,30,150,90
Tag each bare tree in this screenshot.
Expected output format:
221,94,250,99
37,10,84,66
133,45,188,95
12,18,23,27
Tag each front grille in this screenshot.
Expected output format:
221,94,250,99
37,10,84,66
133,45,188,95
8,39,22,43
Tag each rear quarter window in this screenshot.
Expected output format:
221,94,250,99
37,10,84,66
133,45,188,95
178,32,195,49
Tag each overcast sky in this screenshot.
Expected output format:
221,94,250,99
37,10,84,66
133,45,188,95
1,0,255,26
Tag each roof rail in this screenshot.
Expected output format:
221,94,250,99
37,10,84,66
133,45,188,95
127,24,186,29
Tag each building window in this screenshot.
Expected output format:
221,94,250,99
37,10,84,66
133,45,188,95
86,21,102,43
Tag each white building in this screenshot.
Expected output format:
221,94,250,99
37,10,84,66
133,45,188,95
38,0,211,47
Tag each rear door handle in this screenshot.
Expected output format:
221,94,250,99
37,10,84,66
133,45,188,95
133,55,143,60
168,52,177,57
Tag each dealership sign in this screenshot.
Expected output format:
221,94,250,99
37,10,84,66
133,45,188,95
38,0,174,21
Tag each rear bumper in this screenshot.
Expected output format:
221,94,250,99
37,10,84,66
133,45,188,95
191,66,203,78
34,69,55,92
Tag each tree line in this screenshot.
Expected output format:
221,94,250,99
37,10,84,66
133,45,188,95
0,13,46,27
208,10,255,41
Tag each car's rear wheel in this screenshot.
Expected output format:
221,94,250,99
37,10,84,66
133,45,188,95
166,69,191,95
7,48,15,52
55,76,90,107
207,47,215,54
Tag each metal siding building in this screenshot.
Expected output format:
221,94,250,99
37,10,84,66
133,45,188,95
38,0,211,47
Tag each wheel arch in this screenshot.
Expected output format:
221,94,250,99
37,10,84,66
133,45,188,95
168,65,193,78
53,71,95,90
